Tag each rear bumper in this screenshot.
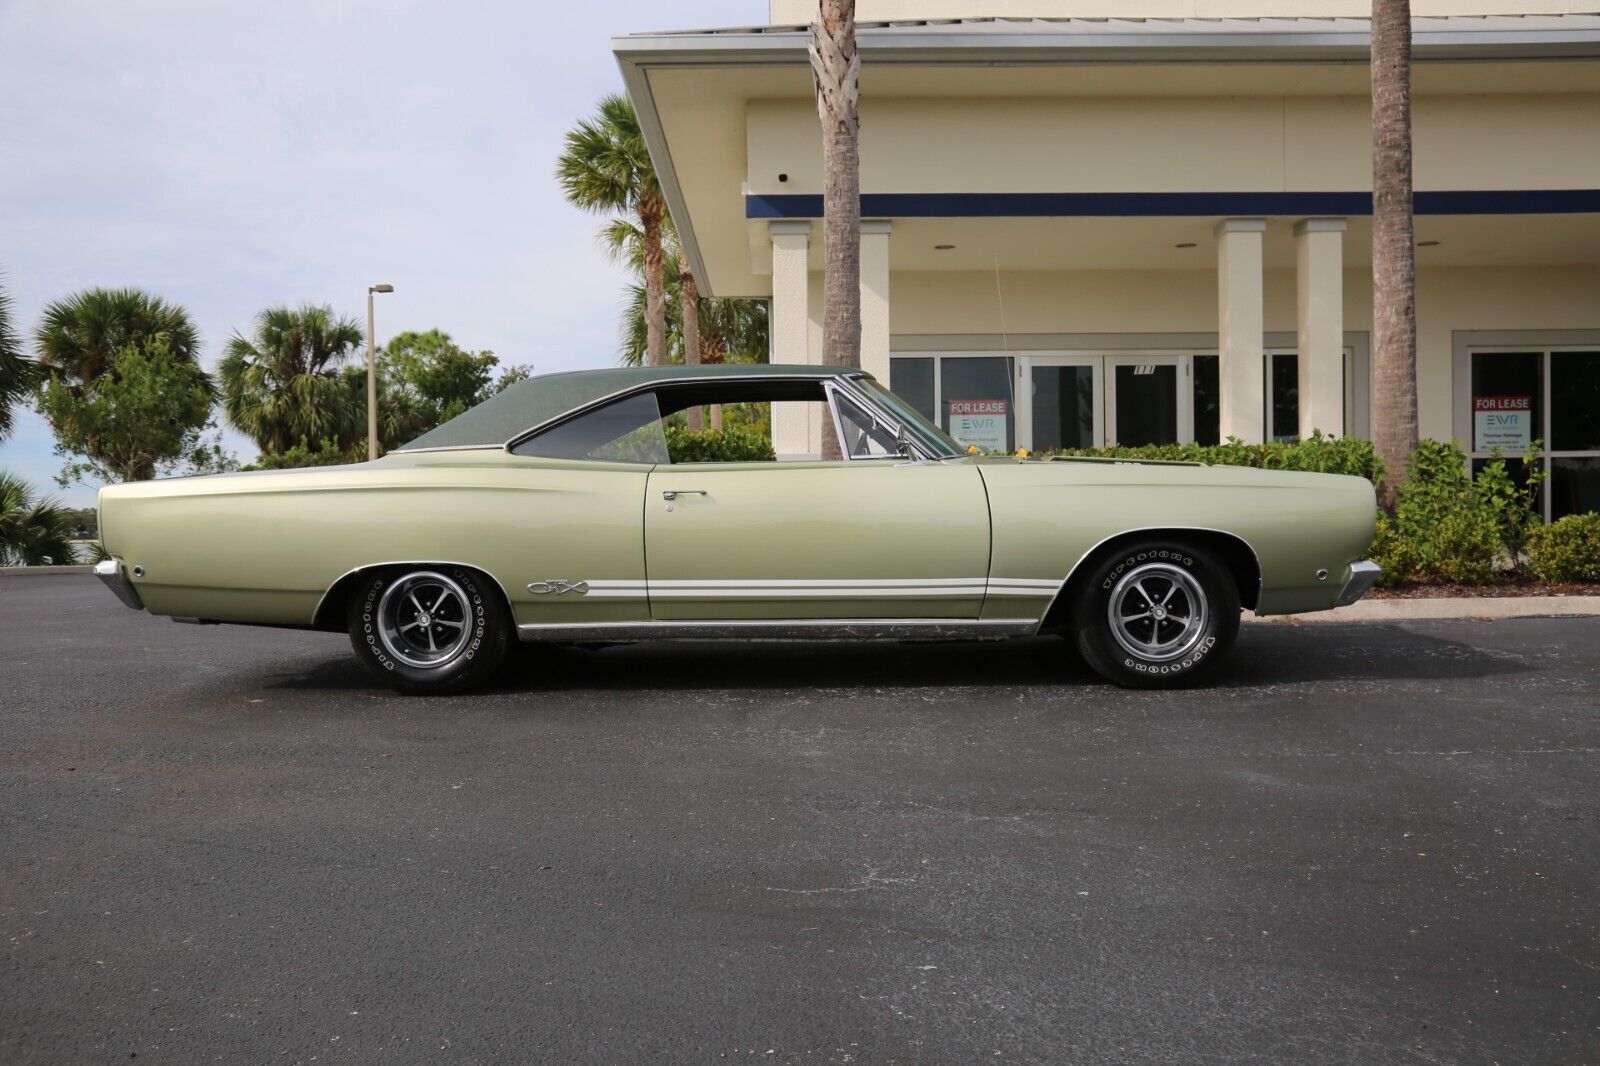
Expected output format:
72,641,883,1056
1334,560,1383,608
94,559,144,611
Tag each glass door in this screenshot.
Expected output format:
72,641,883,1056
1106,355,1192,447
1019,355,1102,452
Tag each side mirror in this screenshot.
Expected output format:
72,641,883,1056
894,424,923,465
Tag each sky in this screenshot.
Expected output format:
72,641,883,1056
0,0,761,505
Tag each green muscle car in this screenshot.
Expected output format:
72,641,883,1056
94,364,1379,693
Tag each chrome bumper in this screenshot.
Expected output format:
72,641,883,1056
94,559,144,611
1333,560,1382,608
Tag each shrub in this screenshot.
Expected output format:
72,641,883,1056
1040,431,1383,483
1377,439,1543,585
1526,513,1600,583
665,426,775,464
245,437,352,470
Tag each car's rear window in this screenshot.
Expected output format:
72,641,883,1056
396,373,625,451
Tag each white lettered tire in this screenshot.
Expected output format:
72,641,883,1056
1070,540,1240,688
347,566,510,695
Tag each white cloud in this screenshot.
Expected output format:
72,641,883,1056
0,0,761,503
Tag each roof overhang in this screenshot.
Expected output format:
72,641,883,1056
614,15,1600,296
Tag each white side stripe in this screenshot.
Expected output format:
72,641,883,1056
559,577,1064,599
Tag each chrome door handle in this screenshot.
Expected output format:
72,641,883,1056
661,490,707,501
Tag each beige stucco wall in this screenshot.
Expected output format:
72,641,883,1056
849,264,1600,441
746,93,1600,197
771,1,1599,22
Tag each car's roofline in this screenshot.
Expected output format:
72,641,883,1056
391,365,875,455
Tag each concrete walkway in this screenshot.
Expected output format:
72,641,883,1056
1251,595,1600,623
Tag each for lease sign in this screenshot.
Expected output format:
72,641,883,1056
948,399,1009,451
1474,395,1532,452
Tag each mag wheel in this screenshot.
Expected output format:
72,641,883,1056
347,566,510,694
1070,541,1240,688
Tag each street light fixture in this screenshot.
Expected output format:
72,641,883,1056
367,284,394,460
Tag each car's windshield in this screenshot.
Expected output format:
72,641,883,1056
854,377,965,458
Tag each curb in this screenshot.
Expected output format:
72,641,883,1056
0,565,94,577
1247,595,1600,624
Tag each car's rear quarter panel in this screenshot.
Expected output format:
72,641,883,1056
976,459,1377,618
98,452,650,627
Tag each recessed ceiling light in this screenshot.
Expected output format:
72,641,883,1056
934,244,956,250
1175,242,1197,249
1417,240,1440,247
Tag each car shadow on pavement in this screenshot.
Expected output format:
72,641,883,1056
488,622,1529,693
260,622,1530,696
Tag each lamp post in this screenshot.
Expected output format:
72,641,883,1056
366,284,394,460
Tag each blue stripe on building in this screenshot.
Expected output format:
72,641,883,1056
745,189,1600,219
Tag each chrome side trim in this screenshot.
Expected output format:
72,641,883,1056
310,560,517,627
1030,525,1266,633
1334,560,1383,607
384,444,502,455
94,559,144,611
517,618,1039,642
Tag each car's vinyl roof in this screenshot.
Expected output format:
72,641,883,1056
395,364,862,451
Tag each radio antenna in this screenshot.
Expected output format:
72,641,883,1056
993,256,1011,355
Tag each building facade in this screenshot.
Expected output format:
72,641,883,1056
614,3,1600,518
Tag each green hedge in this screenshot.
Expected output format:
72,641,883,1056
664,426,775,464
1527,512,1600,583
1038,431,1384,483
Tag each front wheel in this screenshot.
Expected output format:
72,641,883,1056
347,566,510,694
1069,541,1240,688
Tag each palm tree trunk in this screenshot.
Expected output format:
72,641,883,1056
1371,0,1417,508
681,261,702,429
811,0,860,461
640,194,668,368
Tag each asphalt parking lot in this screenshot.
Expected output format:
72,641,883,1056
3,576,1597,1063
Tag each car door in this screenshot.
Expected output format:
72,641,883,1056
643,455,991,621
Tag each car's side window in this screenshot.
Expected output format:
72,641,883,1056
511,391,669,464
831,390,900,458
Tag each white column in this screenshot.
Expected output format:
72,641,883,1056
859,220,892,384
1216,218,1266,443
1294,218,1347,438
769,221,812,458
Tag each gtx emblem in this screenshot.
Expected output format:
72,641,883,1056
527,579,590,596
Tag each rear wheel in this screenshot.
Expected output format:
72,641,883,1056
346,566,510,694
1070,540,1239,688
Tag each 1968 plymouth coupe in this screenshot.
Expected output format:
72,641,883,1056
94,364,1379,693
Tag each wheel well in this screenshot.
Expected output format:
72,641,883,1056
1038,529,1262,633
312,563,515,631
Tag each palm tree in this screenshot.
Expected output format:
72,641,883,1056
1371,0,1417,506
34,287,201,386
679,257,702,429
811,0,862,370
0,275,38,442
0,471,76,566
558,95,668,367
220,305,365,458
609,220,769,375
811,0,861,460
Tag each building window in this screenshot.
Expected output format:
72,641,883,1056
889,357,935,426
1468,348,1600,521
1193,356,1220,446
890,354,1015,452
1031,365,1097,450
